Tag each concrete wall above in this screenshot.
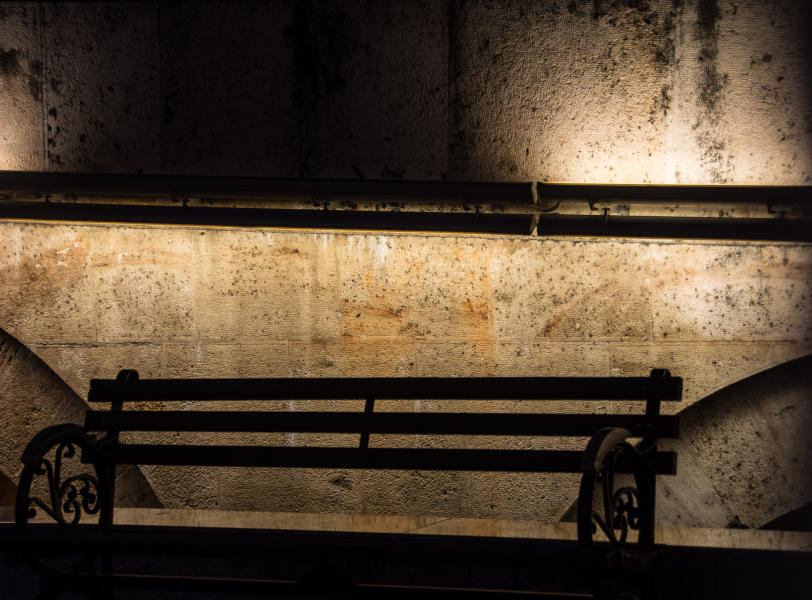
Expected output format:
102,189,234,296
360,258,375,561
1,1,810,183
1,1,811,525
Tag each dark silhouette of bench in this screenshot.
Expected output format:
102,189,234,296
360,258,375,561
13,368,681,598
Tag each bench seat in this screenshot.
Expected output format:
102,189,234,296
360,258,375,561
13,369,683,598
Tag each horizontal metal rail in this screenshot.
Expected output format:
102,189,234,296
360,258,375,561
0,201,535,235
104,445,677,474
538,183,811,204
2,172,810,239
537,214,812,241
2,171,809,205
85,411,679,438
0,171,535,202
87,376,683,402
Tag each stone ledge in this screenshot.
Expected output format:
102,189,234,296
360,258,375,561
2,506,809,552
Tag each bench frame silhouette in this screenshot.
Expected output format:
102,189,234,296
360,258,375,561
14,368,682,597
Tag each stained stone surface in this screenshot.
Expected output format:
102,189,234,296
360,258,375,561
656,355,812,528
40,2,162,172
1,0,809,181
1,0,811,525
1,221,810,521
0,327,159,509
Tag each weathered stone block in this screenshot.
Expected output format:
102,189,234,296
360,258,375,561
165,342,289,378
0,223,95,343
287,339,417,377
490,240,653,342
95,262,195,341
217,466,365,515
193,230,341,342
649,244,812,341
29,341,162,399
336,235,493,341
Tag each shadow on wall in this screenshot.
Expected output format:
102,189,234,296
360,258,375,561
0,327,161,510
656,354,812,530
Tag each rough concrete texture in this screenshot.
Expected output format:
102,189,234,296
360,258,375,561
657,354,812,529
1,0,809,181
0,328,160,508
1,0,811,525
0,4,42,170
40,3,162,172
453,0,812,183
0,221,810,522
297,0,448,180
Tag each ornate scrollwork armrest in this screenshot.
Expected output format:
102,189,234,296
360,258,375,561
577,428,657,599
577,427,654,550
15,424,113,529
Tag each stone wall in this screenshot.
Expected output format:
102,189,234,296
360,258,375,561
657,354,812,529
1,1,810,183
1,1,812,524
1,221,809,521
0,327,161,508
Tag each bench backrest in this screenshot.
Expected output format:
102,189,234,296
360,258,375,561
84,370,682,475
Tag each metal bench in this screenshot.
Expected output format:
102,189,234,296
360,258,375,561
13,368,682,598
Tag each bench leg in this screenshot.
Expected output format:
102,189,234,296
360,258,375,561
577,427,658,600
15,424,115,598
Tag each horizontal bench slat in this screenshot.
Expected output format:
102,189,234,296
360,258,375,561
107,445,677,474
88,376,682,402
85,411,678,438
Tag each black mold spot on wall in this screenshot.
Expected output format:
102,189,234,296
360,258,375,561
650,84,672,122
694,0,732,182
329,474,353,490
0,47,21,77
697,0,722,115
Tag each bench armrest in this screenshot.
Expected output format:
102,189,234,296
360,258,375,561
15,424,113,529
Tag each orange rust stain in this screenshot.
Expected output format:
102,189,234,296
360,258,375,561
542,315,562,337
0,234,90,312
462,299,489,322
340,296,411,337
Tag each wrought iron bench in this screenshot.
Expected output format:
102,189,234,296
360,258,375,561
12,369,682,598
